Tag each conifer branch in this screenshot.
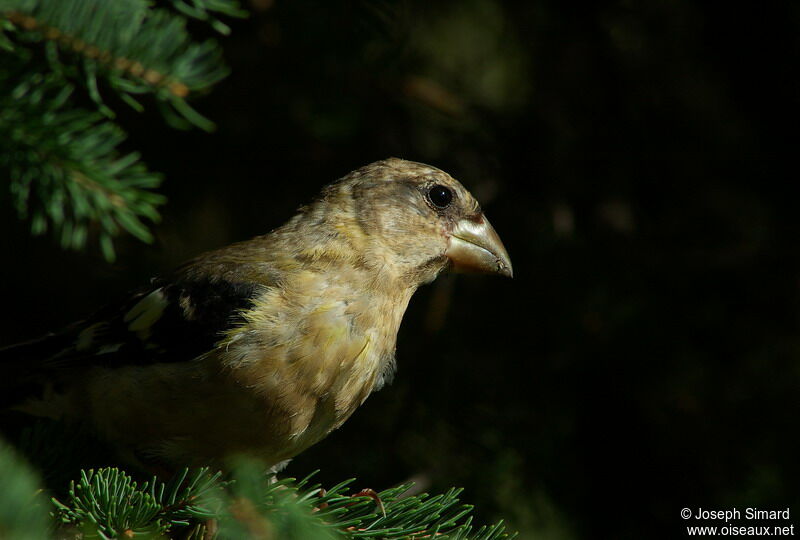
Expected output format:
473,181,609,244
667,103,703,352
0,0,242,258
0,0,231,127
0,62,165,260
4,10,191,97
45,462,517,539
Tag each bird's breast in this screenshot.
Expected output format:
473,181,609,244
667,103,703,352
219,269,413,460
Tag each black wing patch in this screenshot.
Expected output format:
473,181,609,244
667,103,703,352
1,277,261,382
71,277,261,368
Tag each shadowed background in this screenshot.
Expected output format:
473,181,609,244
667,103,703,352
1,1,798,538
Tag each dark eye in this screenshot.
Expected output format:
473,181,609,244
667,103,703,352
427,185,453,208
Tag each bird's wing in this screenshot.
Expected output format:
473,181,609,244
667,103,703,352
0,275,264,407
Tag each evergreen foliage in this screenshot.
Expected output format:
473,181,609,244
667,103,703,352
0,442,515,539
52,467,224,538
0,0,242,260
0,442,51,540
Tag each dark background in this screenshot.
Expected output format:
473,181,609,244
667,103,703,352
2,1,799,538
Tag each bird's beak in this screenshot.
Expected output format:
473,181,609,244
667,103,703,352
446,215,513,278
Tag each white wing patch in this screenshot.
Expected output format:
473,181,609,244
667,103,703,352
123,288,169,340
75,322,105,351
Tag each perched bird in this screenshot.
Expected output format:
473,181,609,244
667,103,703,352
1,158,512,473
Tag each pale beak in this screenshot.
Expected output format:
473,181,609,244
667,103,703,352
445,215,513,277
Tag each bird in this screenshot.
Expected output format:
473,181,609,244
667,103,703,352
1,158,512,474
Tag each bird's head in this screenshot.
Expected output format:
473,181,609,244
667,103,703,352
305,158,512,287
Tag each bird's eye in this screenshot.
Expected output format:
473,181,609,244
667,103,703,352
427,185,453,209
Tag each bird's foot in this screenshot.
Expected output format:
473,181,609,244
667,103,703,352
314,486,386,518
350,488,386,517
